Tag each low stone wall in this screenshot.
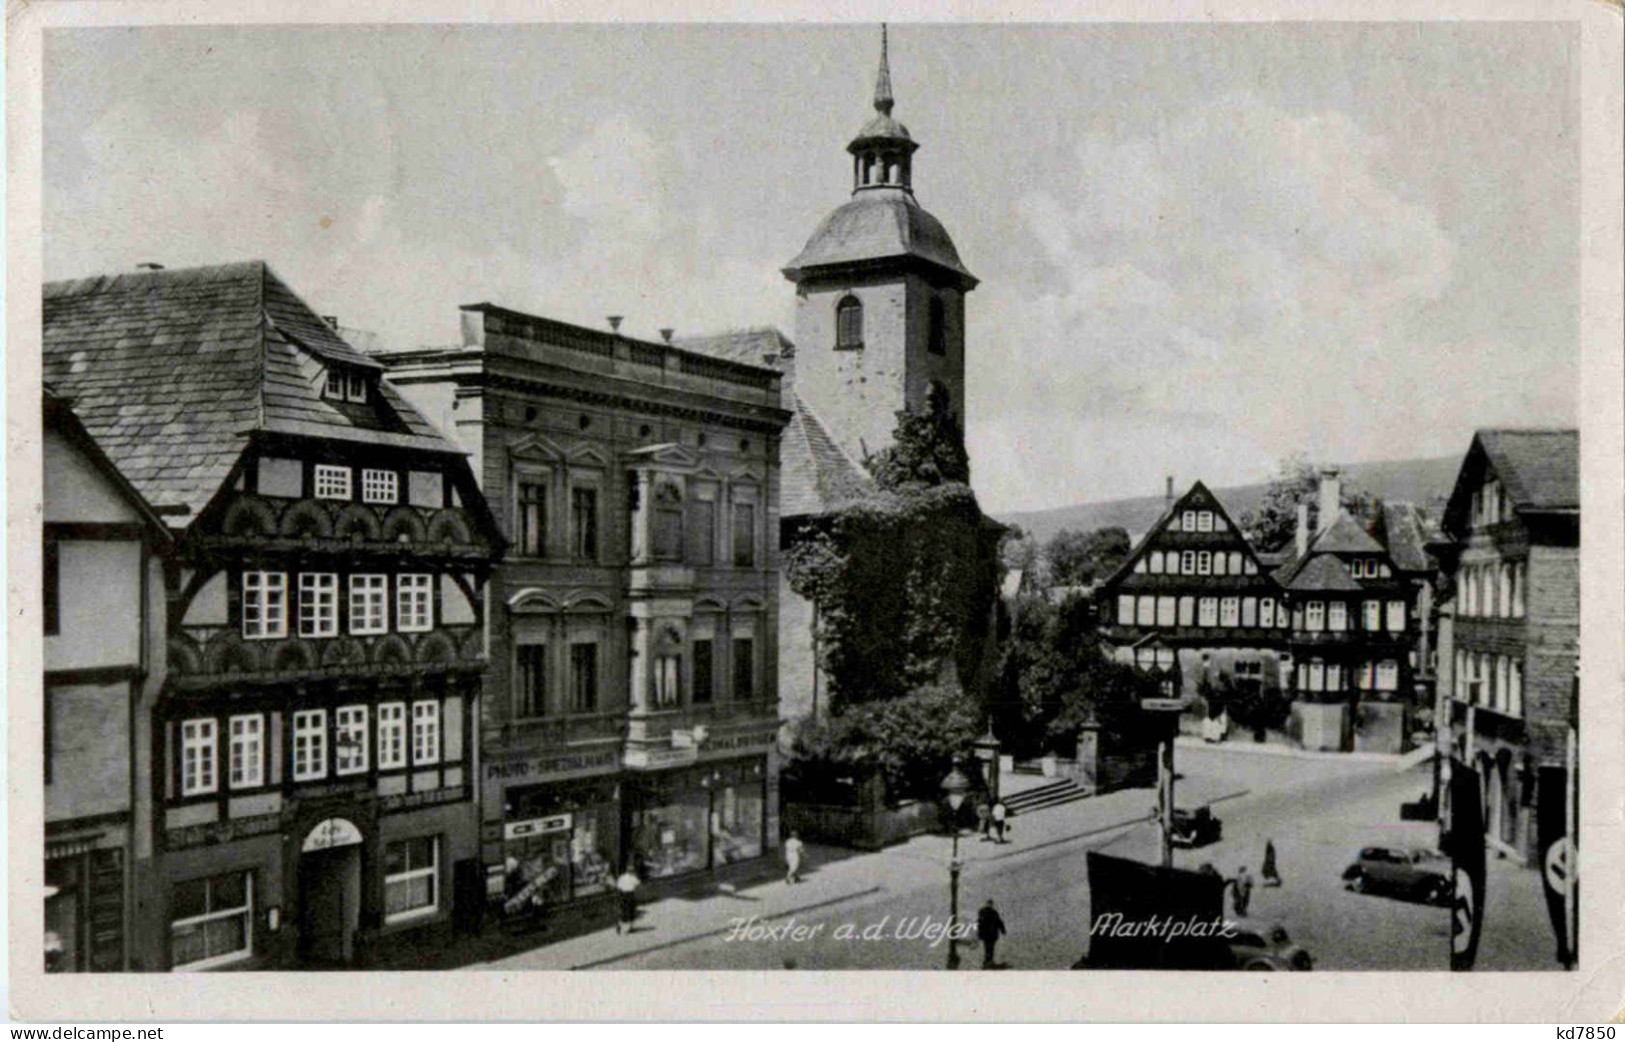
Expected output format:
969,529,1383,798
781,798,943,851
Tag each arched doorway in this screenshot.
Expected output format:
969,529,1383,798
298,818,363,966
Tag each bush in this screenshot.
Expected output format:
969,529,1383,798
784,685,985,804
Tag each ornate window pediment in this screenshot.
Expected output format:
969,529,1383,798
625,442,698,470
508,434,566,462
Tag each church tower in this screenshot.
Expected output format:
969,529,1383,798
782,27,978,466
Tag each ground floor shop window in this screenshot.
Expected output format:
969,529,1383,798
384,836,439,923
712,781,764,864
501,781,619,912
631,788,710,880
170,871,253,970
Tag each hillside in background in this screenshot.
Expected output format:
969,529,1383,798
997,455,1462,546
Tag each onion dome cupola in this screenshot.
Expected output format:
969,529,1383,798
782,26,978,292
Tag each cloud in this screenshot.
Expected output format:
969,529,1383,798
966,91,1460,511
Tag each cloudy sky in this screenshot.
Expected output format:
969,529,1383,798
44,22,1578,513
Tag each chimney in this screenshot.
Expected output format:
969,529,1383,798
1164,475,1174,508
322,315,340,330
659,328,674,345
1295,502,1310,558
606,315,623,333
1317,468,1342,535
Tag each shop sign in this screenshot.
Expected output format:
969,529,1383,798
624,745,699,770
697,730,775,758
503,813,573,841
485,748,620,783
1139,698,1185,712
301,817,363,853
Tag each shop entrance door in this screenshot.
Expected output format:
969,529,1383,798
299,846,360,966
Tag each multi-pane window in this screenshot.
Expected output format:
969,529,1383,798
1180,511,1196,531
836,296,863,348
1376,660,1399,692
1228,552,1242,575
733,638,756,699
732,503,756,567
292,709,327,781
1213,553,1227,576
298,573,338,638
411,701,440,764
571,487,599,560
1156,596,1177,627
1178,597,1195,626
361,469,398,505
227,714,263,790
1219,598,1240,627
325,368,347,399
1196,551,1212,575
516,480,547,557
384,837,438,923
1198,598,1217,627
1118,595,1135,625
1180,551,1196,574
1306,660,1325,692
654,655,682,708
242,572,287,639
1165,552,1181,575
1386,601,1406,632
1328,602,1348,632
314,465,352,501
346,372,368,403
1305,601,1326,631
1196,511,1213,532
335,705,368,775
377,703,407,769
1259,599,1275,628
170,872,252,970
181,719,218,796
570,644,599,713
1136,596,1156,626
515,645,547,718
397,574,433,632
693,639,714,703
1512,562,1526,617
1363,600,1382,631
349,575,387,635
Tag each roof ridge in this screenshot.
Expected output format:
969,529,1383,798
255,261,269,431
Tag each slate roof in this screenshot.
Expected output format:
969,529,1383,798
673,327,795,368
780,394,873,518
43,261,459,523
1305,512,1385,555
1281,553,1365,593
1380,501,1440,573
782,187,977,289
1477,429,1579,512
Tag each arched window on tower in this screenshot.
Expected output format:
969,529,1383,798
927,295,947,355
836,295,864,350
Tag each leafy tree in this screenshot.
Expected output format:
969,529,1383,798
864,381,970,491
1044,525,1133,586
1199,672,1290,739
1239,454,1384,552
1000,524,1041,578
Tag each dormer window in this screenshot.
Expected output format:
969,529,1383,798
324,366,369,403
836,295,864,350
347,372,368,402
325,368,346,399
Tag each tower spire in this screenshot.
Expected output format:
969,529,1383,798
874,24,894,115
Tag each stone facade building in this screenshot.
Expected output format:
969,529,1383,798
381,304,790,915
1434,428,1579,863
43,262,503,970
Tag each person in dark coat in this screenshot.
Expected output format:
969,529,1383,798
615,866,641,934
1261,840,1282,887
976,800,993,842
976,899,1007,968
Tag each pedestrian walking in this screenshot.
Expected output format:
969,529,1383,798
976,899,1007,969
615,865,641,934
783,831,805,884
1230,865,1253,917
976,801,992,841
1261,839,1281,887
991,800,1009,844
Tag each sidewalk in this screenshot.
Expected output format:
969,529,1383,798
478,779,1186,970
1176,734,1431,768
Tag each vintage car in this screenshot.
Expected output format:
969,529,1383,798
1341,846,1453,904
1169,806,1223,848
1224,921,1314,971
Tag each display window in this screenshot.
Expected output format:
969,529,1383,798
632,789,710,879
712,782,764,864
500,780,619,912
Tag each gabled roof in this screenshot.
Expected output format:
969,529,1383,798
44,389,173,544
780,394,873,518
43,261,461,523
1099,478,1268,589
674,327,795,368
1379,501,1440,573
1280,553,1365,592
1443,428,1579,534
1305,512,1385,555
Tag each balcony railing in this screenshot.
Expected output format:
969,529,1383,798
167,623,485,688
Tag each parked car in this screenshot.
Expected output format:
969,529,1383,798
1399,791,1439,821
1169,806,1223,848
1224,921,1313,971
1341,846,1452,904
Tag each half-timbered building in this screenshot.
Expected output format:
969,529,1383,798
43,262,503,970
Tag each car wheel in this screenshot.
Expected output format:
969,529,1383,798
1347,871,1366,893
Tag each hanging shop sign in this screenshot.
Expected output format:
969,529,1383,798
503,813,574,841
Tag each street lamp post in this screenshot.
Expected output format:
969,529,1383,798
941,761,973,970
